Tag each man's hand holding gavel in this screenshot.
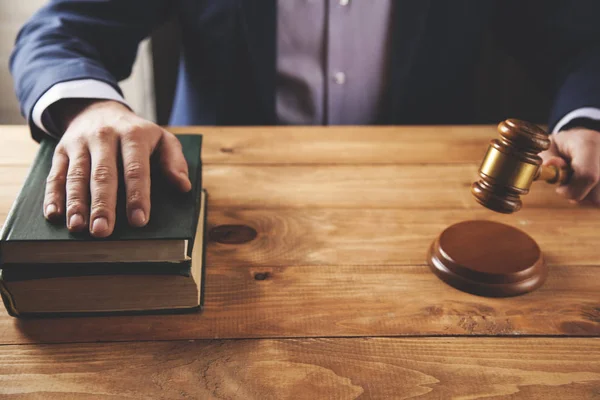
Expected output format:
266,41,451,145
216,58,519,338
43,100,192,238
541,128,600,206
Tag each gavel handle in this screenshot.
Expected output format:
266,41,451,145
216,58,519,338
535,165,571,185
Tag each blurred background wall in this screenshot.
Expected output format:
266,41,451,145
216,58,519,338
0,2,550,127
0,0,156,124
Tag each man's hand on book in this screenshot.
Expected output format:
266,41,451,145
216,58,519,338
43,100,192,238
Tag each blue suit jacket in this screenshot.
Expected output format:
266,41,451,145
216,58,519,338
10,0,600,141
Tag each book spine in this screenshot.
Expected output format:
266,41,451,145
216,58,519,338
0,271,19,317
187,135,203,258
1,259,193,281
198,190,208,311
10,305,201,319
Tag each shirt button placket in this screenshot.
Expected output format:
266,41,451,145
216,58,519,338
333,71,346,85
327,0,350,124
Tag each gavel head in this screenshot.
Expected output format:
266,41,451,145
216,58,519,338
471,119,550,213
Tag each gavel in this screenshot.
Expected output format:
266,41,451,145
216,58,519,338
471,119,571,213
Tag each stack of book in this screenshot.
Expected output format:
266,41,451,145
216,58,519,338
0,135,207,317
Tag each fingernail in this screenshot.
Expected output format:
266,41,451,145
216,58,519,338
179,172,190,182
46,204,57,216
92,217,109,235
179,172,192,190
568,199,578,205
130,208,146,226
69,213,84,229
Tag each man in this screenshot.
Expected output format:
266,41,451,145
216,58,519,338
10,0,600,238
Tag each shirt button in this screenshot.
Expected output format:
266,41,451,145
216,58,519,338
333,72,346,85
339,0,350,5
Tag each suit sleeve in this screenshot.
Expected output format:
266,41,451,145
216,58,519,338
9,0,174,141
493,0,600,132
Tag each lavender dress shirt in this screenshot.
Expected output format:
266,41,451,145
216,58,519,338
276,0,393,125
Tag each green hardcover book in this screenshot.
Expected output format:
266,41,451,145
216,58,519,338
0,135,207,317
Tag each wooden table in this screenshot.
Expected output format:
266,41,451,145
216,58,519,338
0,125,598,399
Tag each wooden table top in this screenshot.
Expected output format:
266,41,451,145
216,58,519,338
0,125,598,399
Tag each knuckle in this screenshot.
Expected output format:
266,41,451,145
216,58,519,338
571,131,600,147
90,201,113,218
124,161,145,181
46,172,66,186
123,124,149,141
577,137,598,149
66,196,84,207
90,199,110,211
44,188,60,198
66,201,86,214
91,165,116,185
127,189,145,206
44,191,62,204
55,143,68,155
174,136,183,149
578,169,600,186
67,168,89,184
92,126,117,142
165,132,182,148
70,151,90,165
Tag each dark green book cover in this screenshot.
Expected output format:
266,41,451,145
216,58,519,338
0,191,208,318
0,135,203,252
0,134,206,318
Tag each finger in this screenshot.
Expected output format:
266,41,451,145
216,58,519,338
121,135,151,227
556,145,599,201
543,154,569,190
44,146,68,222
543,156,569,169
158,130,192,192
65,149,91,232
539,138,562,165
540,139,571,199
540,141,568,170
584,184,600,207
88,131,119,238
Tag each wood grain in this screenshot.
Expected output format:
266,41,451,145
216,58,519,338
0,264,597,344
1,125,497,166
1,202,595,268
5,208,595,268
0,338,598,399
169,125,496,165
0,126,38,166
205,208,600,267
200,164,576,209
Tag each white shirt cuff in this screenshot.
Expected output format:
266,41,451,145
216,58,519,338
552,107,600,134
32,79,129,137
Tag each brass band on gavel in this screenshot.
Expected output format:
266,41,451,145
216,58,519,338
478,143,541,191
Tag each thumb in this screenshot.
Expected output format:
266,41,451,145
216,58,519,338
158,130,192,192
539,138,568,170
539,135,574,201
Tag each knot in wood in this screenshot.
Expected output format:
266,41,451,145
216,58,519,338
254,272,270,281
209,225,257,244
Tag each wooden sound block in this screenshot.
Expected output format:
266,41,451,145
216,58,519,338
427,220,547,297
